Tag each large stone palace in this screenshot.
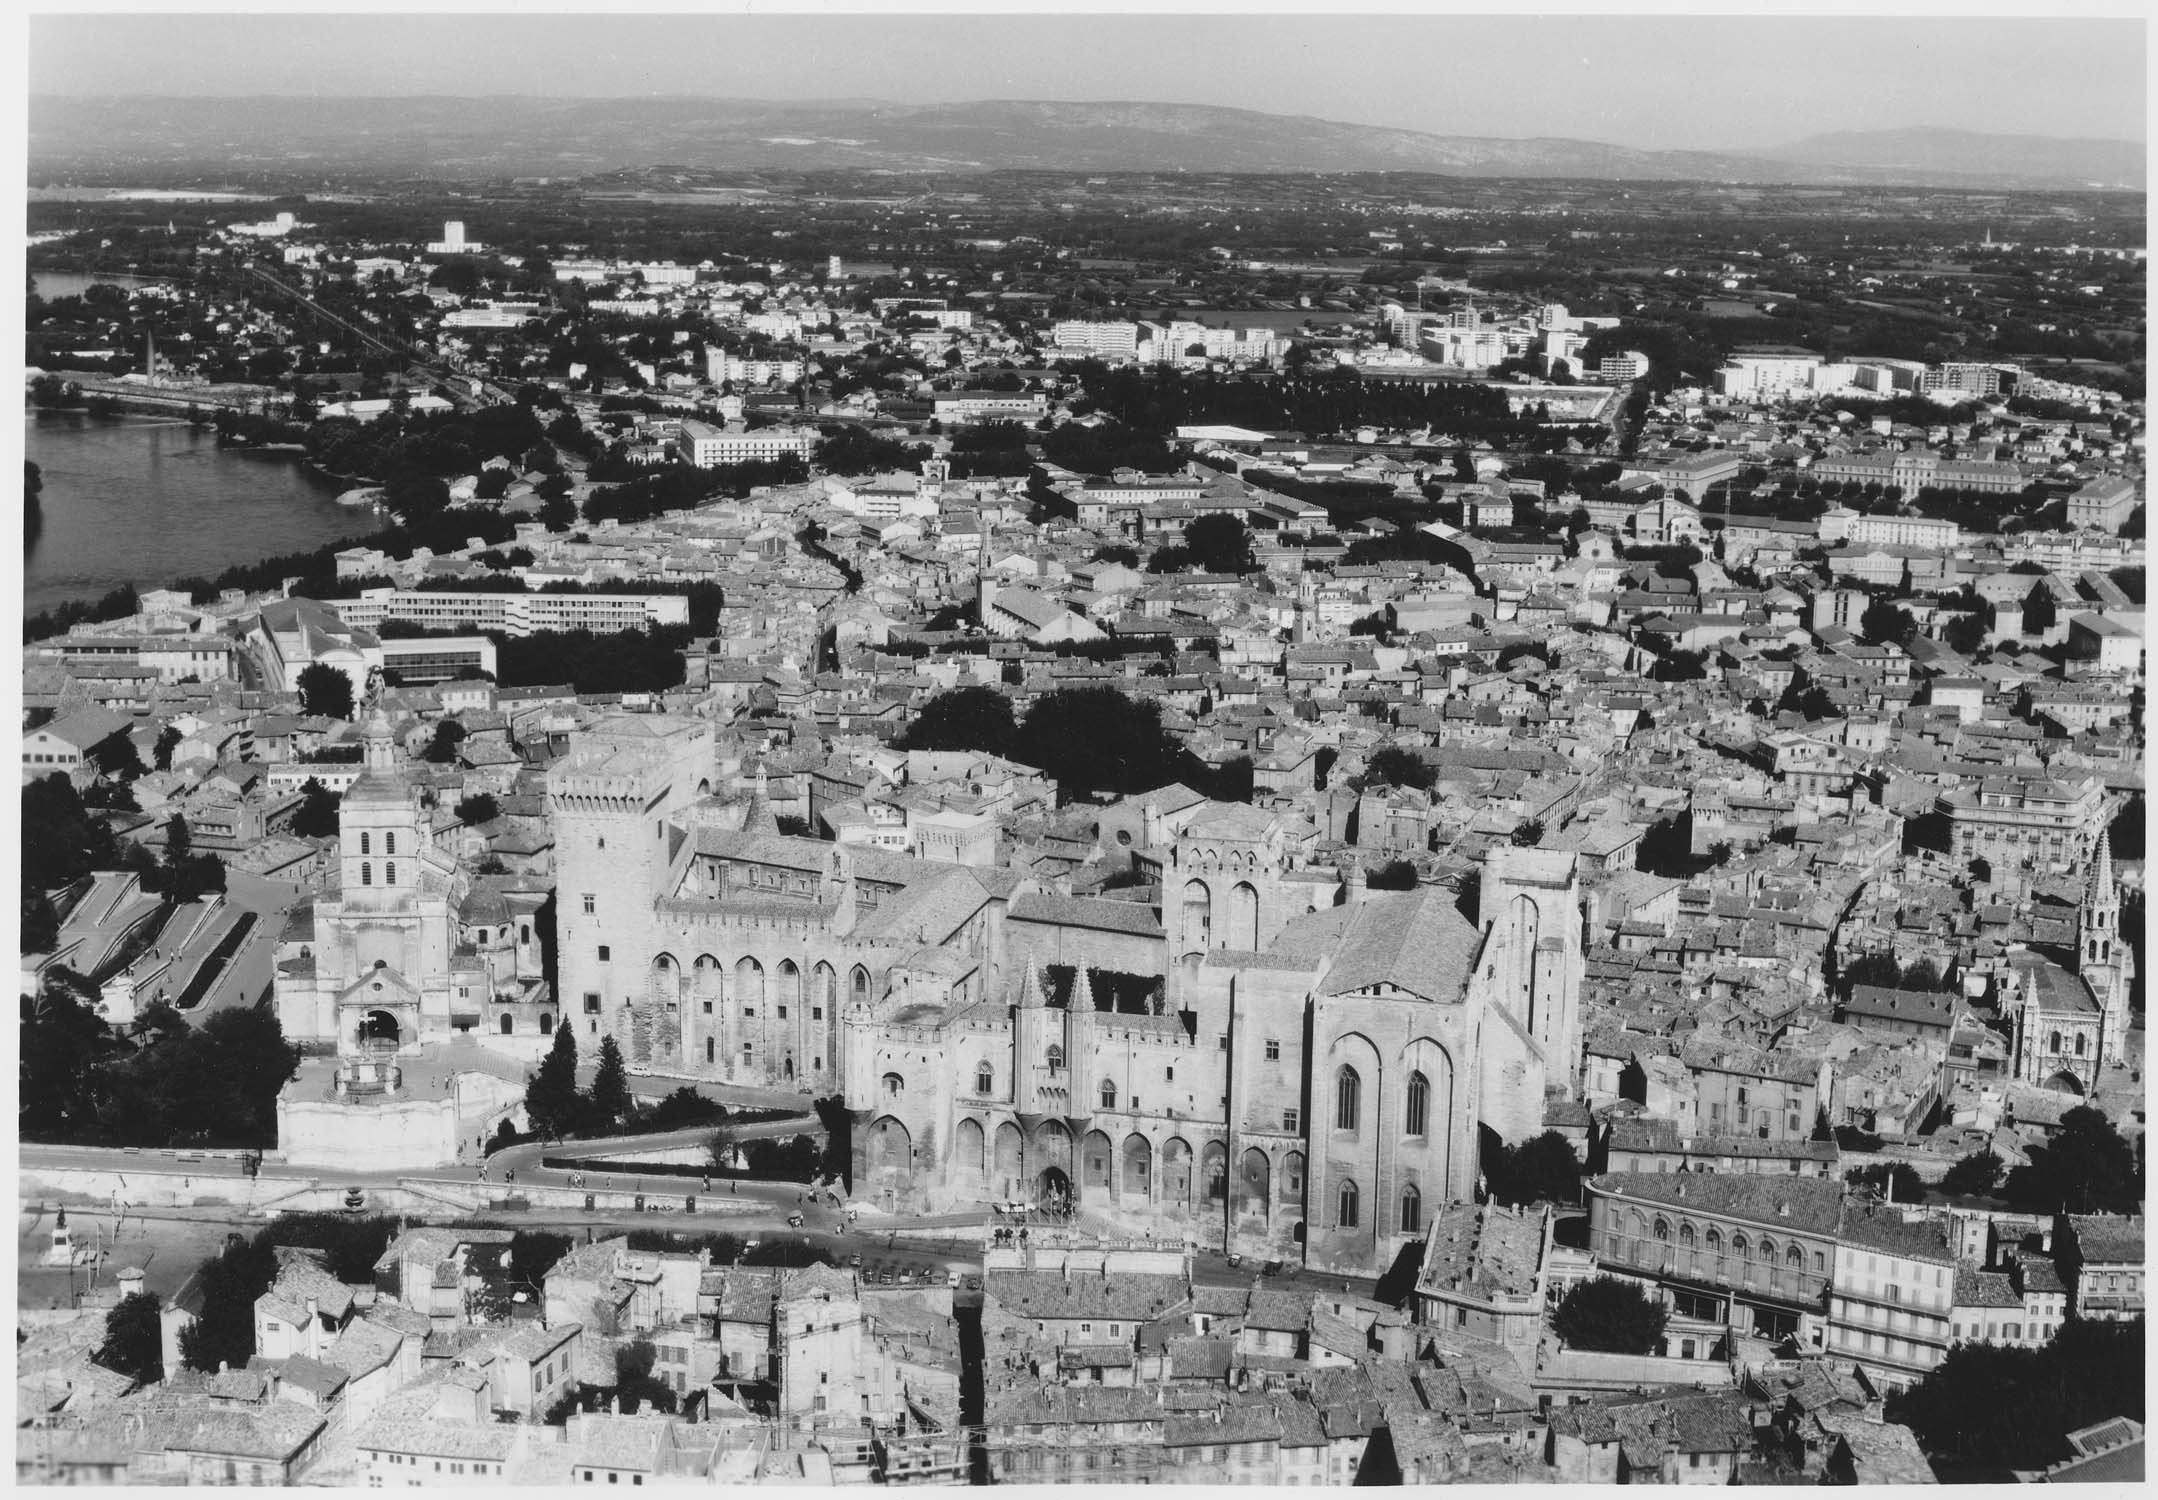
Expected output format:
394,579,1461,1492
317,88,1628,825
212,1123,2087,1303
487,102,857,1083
548,715,1589,1276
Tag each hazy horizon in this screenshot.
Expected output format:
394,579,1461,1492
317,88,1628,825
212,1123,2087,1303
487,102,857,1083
29,13,2148,154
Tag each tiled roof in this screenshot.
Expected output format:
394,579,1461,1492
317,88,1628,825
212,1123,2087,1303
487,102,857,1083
2067,1214,2145,1265
1591,1171,1845,1237
1839,1208,1954,1264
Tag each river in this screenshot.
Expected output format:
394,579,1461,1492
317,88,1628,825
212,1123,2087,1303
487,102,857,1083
30,271,169,300
24,412,369,616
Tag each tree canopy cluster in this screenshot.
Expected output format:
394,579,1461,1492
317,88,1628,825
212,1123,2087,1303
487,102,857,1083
522,1027,635,1141
1887,1317,2144,1475
22,976,299,1148
1072,361,1601,449
1552,1275,1669,1355
174,1214,402,1374
304,404,546,483
582,457,809,526
1148,513,1259,575
1480,1129,1583,1208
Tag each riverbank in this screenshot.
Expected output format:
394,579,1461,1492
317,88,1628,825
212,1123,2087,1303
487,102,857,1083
24,413,369,617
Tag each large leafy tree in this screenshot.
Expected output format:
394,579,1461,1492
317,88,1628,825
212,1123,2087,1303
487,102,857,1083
1887,1317,2145,1473
1183,513,1258,575
525,1022,581,1140
1938,1149,2004,1199
1483,1130,1583,1207
296,662,354,720
1859,597,1918,648
178,1234,278,1373
1353,745,1437,794
291,779,341,840
97,1290,165,1386
1847,1160,1928,1204
1552,1276,1668,1354
1013,686,1190,801
2003,1105,2140,1215
897,686,1017,757
20,973,115,1139
23,773,118,892
424,719,468,765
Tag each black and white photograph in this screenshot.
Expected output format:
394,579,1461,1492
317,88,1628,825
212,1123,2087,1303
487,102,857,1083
14,5,2148,1487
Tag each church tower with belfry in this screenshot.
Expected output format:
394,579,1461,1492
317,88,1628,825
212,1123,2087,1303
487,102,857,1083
2078,828,2133,1070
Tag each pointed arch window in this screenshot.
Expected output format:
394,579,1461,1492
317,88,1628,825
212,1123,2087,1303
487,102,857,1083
1337,1179,1360,1229
1046,1043,1065,1074
1335,1066,1361,1132
1399,1184,1421,1235
1405,1070,1430,1137
976,1063,994,1096
1099,1079,1118,1111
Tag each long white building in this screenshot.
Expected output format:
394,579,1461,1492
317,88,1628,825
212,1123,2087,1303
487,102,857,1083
326,589,690,638
676,420,818,467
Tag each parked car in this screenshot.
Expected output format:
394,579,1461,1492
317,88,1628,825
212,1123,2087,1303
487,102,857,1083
1226,1253,1243,1269
946,1269,961,1288
786,1213,806,1228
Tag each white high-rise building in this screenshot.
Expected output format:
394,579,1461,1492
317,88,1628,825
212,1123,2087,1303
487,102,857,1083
426,220,483,255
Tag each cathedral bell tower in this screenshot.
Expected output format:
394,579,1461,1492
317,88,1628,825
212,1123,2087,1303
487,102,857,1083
2078,829,2132,1068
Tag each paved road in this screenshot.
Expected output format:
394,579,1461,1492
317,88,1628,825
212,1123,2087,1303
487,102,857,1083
18,1140,990,1242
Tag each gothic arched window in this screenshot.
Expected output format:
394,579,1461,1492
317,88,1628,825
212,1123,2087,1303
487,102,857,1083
976,1063,994,1096
1336,1066,1361,1132
1337,1178,1360,1229
1405,1071,1429,1137
1100,1079,1118,1110
1399,1184,1421,1235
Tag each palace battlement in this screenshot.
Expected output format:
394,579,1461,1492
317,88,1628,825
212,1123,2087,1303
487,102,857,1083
654,898,841,934
551,778,662,812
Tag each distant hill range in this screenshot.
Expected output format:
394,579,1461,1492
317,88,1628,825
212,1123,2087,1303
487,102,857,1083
29,96,2147,190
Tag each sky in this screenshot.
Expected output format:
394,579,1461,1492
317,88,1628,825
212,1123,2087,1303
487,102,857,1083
27,9,2149,153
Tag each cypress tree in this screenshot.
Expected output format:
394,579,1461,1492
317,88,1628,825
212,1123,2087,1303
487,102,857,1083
589,1035,631,1132
526,1022,580,1140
